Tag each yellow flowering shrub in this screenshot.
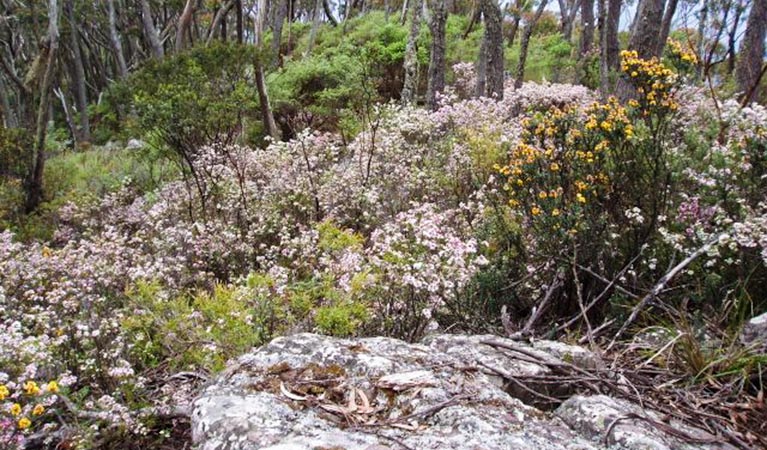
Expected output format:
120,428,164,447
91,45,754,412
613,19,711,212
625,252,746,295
620,50,679,114
496,99,633,239
666,38,698,75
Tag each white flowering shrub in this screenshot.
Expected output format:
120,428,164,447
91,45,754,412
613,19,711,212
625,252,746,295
1,62,766,448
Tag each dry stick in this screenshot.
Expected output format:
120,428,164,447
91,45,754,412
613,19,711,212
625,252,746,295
577,319,615,344
607,237,719,351
604,413,725,446
518,270,564,337
481,340,641,402
572,247,596,351
478,361,562,404
574,263,642,298
386,393,471,424
637,331,685,369
555,251,645,336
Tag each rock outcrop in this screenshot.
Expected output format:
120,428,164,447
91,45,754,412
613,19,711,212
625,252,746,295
192,333,734,450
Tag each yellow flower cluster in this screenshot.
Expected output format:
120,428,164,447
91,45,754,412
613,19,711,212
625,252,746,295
497,104,616,228
1,380,60,431
584,97,633,141
23,381,40,396
620,50,679,112
667,39,698,65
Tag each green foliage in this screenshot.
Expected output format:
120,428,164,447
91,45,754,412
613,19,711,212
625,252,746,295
0,127,33,180
508,33,575,82
126,42,260,158
269,53,366,134
317,219,364,251
0,127,32,226
123,280,270,373
315,302,368,336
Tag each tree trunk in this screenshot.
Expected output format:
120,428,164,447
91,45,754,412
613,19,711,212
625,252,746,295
271,0,288,65
657,0,678,56
106,0,128,78
176,0,196,51
506,3,522,47
695,0,708,79
426,0,447,109
481,0,504,97
65,0,90,141
207,0,234,45
598,0,609,98
26,0,61,213
628,0,666,59
401,0,423,103
323,0,339,26
735,0,767,104
558,0,581,43
476,33,487,97
236,0,244,43
251,0,280,139
580,0,595,57
307,0,323,54
141,0,164,58
727,0,744,74
515,0,549,89
0,75,17,128
605,0,621,69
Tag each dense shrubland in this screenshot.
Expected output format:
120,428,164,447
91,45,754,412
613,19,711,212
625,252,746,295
2,48,767,446
1,0,766,448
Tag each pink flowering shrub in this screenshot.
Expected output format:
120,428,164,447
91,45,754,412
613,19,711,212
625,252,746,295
2,60,766,448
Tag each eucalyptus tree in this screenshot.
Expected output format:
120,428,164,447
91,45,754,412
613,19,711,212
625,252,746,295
736,0,766,104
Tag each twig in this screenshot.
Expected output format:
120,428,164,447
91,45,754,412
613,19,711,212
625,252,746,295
517,269,564,337
386,393,471,424
478,361,562,404
607,238,718,351
604,413,725,446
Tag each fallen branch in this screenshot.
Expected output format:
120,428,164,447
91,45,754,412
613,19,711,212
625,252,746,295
607,237,719,351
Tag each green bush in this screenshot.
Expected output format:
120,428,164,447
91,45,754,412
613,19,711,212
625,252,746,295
126,42,260,159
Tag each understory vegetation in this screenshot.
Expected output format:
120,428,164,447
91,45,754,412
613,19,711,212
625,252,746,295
1,2,766,450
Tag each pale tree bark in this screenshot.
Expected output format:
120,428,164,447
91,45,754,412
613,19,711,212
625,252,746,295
558,0,581,43
251,0,280,139
141,0,164,58
271,0,288,64
0,75,16,127
323,0,339,26
605,0,621,69
401,0,423,103
735,0,767,104
26,0,61,212
106,0,128,78
657,0,678,55
176,0,196,52
481,0,504,98
515,0,549,89
306,0,323,55
580,0,595,58
426,0,447,109
65,0,89,141
207,0,235,45
476,33,487,97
